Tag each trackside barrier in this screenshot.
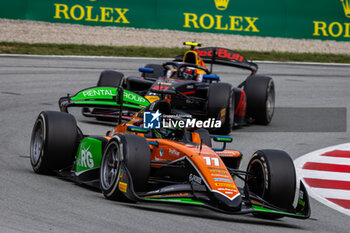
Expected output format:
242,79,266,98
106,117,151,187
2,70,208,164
1,0,350,41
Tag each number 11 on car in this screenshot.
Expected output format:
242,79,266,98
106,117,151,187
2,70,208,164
203,157,220,166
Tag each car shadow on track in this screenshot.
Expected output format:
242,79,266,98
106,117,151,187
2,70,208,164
115,201,308,230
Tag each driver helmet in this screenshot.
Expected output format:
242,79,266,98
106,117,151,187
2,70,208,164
182,67,197,80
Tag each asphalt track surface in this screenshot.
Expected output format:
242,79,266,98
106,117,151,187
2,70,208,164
0,55,349,233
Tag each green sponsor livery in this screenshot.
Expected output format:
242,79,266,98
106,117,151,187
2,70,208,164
215,137,232,142
75,138,103,174
298,198,306,210
143,198,307,217
214,135,233,142
144,197,205,205
72,87,116,100
127,126,150,133
70,87,149,109
123,89,149,106
252,205,306,217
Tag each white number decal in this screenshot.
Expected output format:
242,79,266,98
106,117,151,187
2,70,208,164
203,157,220,166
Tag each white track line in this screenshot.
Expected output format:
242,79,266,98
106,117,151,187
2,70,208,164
303,183,350,216
303,156,350,165
306,186,350,216
311,188,350,200
301,170,350,182
295,143,350,167
294,142,350,217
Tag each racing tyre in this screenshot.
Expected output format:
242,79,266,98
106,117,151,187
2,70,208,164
86,70,125,120
30,111,78,174
195,128,212,147
207,83,234,135
246,150,296,219
244,75,275,125
100,134,151,202
97,70,124,87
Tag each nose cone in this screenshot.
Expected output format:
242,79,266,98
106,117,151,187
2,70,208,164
213,192,242,210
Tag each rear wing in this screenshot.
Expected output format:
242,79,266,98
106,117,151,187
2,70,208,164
175,47,258,74
58,86,150,123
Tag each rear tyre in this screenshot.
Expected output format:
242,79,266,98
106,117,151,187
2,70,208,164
246,150,296,219
244,75,275,125
194,128,212,147
30,111,78,174
100,134,151,202
97,70,124,87
207,83,234,135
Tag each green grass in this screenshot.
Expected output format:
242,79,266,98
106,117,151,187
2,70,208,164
1,41,350,63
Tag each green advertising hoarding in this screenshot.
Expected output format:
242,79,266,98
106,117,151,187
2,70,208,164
0,0,349,41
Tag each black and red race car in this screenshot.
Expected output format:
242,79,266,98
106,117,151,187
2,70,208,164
83,42,275,135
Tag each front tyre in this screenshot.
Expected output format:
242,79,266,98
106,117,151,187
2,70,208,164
246,150,296,219
30,111,78,174
100,134,151,202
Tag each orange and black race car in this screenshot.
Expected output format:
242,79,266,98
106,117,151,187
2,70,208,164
30,86,309,219
83,42,275,135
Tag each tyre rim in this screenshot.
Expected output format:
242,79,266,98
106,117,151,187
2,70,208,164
101,142,120,190
266,84,275,120
246,159,266,198
30,120,44,165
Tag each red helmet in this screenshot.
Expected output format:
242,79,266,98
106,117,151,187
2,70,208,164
182,67,197,79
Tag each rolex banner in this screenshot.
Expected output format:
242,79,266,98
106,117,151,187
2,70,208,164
0,0,349,41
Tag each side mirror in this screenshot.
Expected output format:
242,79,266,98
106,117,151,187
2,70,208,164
203,74,220,81
213,136,233,143
139,67,154,73
126,125,150,134
212,135,232,151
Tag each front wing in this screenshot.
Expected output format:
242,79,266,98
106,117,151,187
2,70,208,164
117,162,310,219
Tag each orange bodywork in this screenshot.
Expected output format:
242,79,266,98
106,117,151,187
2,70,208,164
108,122,242,201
